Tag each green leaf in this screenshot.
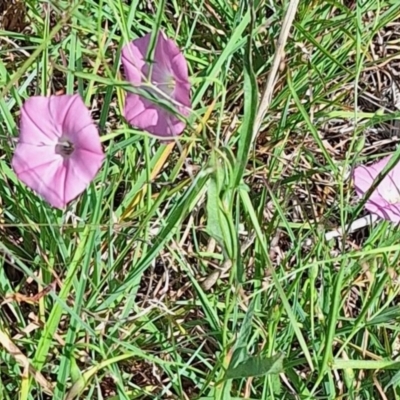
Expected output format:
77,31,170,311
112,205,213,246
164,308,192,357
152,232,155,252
232,7,258,188
206,177,225,245
271,373,282,395
230,300,255,368
206,155,235,258
225,353,285,380
385,370,400,391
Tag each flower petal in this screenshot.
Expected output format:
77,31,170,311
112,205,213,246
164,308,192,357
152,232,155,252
69,149,104,182
68,121,104,155
19,97,61,144
170,49,190,87
124,94,185,137
124,94,157,125
62,149,104,203
47,94,79,129
57,94,99,141
353,160,386,198
12,143,60,175
173,83,191,115
122,31,191,138
155,31,179,72
366,201,400,223
385,204,400,222
353,155,400,223
13,95,104,208
121,36,149,84
12,143,67,208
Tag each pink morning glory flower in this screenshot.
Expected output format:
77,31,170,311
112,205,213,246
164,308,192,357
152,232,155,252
121,31,191,138
353,155,400,222
12,94,104,209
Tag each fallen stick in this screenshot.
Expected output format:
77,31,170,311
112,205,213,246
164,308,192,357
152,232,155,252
325,214,379,241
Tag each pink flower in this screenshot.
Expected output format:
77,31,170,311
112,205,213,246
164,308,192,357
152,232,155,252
121,31,191,138
353,155,400,222
12,94,104,209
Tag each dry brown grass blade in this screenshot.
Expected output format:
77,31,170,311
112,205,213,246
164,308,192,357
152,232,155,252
120,141,176,221
253,0,300,137
120,98,217,221
0,329,54,395
2,281,56,305
0,0,84,100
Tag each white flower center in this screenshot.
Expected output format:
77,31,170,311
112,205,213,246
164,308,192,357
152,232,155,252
56,138,74,158
158,75,176,96
387,194,400,204
383,185,400,204
148,65,176,96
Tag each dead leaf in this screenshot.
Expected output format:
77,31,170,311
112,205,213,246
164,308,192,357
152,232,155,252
0,329,53,395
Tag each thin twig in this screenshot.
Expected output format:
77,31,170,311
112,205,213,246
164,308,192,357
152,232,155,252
325,214,379,241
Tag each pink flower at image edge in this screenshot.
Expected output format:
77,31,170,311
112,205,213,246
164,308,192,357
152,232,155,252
353,155,400,222
12,94,104,209
121,30,191,138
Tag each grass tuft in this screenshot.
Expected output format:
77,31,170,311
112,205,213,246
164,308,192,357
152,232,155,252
2,0,400,399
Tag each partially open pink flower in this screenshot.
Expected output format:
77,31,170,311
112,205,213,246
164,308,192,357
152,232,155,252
12,94,104,209
121,31,191,138
353,155,400,222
